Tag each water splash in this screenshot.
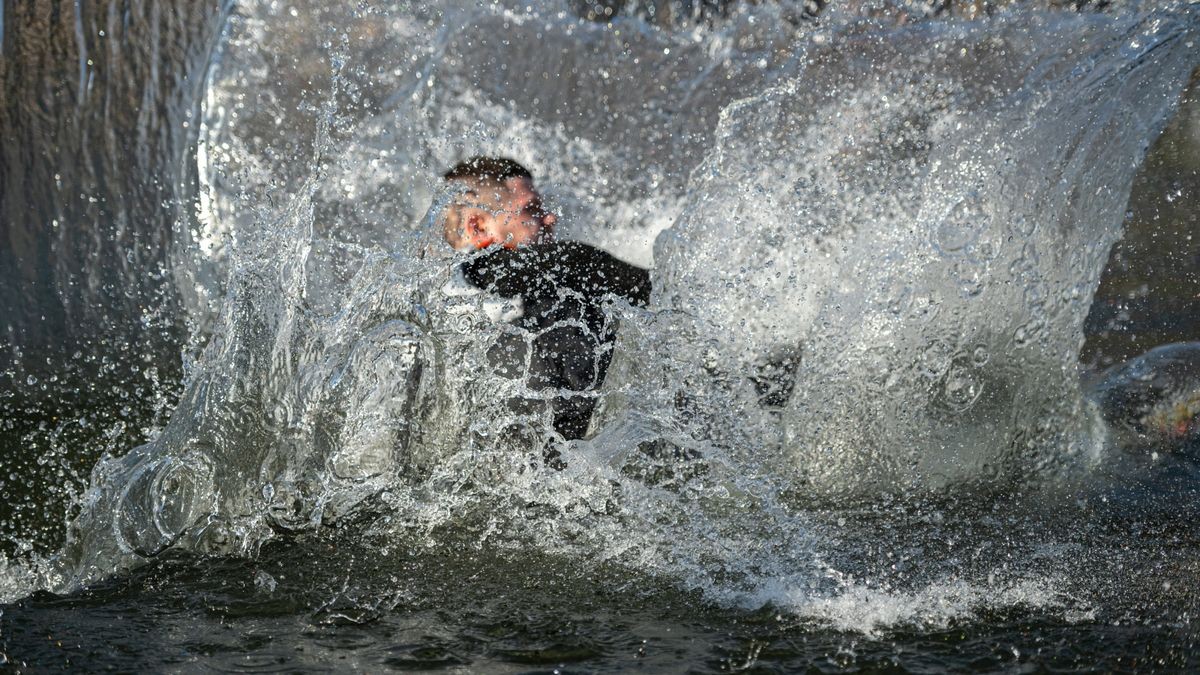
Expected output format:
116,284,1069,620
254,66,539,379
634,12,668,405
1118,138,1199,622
4,0,1197,637
651,7,1199,498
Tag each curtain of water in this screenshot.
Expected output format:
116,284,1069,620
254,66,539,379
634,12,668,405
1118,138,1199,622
0,0,233,556
650,10,1199,497
0,0,229,378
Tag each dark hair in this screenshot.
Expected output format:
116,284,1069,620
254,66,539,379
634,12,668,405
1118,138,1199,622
443,156,533,183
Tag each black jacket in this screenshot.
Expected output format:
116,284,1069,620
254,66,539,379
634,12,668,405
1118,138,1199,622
462,241,651,440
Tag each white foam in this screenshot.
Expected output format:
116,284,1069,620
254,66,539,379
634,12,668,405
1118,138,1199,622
753,574,1080,637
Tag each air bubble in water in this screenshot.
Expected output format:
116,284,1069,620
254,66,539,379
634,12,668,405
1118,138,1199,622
917,340,955,381
942,366,983,413
887,287,912,315
1010,215,1036,237
972,346,990,367
932,193,988,254
952,260,985,298
254,570,278,593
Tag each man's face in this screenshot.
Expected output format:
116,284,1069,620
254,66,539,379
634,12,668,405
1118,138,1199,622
444,177,557,250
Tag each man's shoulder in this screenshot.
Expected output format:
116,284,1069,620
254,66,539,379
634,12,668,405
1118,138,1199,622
539,241,645,274
463,241,630,279
506,240,602,262
461,240,651,306
542,241,651,306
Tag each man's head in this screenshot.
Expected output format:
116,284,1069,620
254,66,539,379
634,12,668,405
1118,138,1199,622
441,156,557,251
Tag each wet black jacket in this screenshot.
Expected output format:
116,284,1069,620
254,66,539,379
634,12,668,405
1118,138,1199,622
462,241,651,440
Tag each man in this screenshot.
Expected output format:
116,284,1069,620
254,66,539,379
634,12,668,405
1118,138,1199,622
438,156,651,443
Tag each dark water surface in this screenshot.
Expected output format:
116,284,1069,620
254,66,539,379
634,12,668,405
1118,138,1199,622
4,527,1199,671
6,458,1200,672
